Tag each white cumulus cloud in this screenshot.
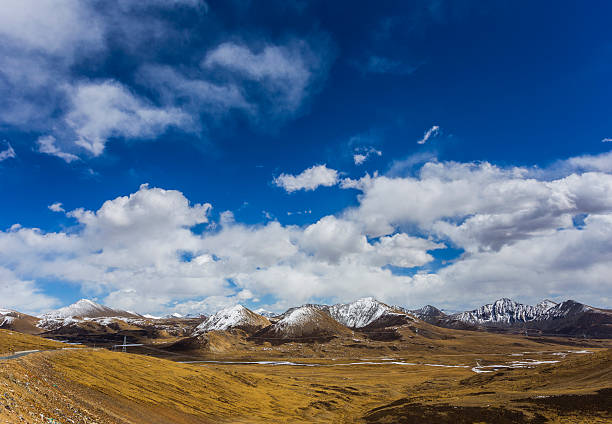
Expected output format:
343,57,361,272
274,164,339,192
48,202,65,213
3,150,612,314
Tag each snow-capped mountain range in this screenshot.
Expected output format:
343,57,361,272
448,298,602,327
412,298,610,338
4,296,608,339
453,298,560,325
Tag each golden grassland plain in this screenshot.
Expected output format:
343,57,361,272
0,329,610,423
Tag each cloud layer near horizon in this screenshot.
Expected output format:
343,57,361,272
2,151,612,315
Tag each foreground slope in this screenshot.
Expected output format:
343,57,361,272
0,348,348,423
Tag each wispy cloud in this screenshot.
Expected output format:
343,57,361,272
364,56,419,75
0,142,16,161
202,39,330,118
65,80,191,156
417,125,440,144
0,2,331,159
37,135,80,163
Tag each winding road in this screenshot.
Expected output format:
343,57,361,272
0,349,41,360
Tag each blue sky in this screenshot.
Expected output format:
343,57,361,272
1,1,612,315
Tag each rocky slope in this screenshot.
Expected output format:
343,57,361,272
0,309,42,334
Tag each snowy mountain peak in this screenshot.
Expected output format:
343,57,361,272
411,305,444,318
254,305,351,340
328,297,396,328
193,304,269,335
39,299,139,319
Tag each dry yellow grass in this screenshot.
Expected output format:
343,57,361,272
0,329,73,354
0,330,610,423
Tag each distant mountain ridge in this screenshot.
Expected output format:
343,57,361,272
4,296,611,340
453,298,558,326
414,298,611,338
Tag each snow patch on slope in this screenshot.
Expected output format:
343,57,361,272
276,306,319,329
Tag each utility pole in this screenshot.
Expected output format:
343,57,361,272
122,335,127,353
